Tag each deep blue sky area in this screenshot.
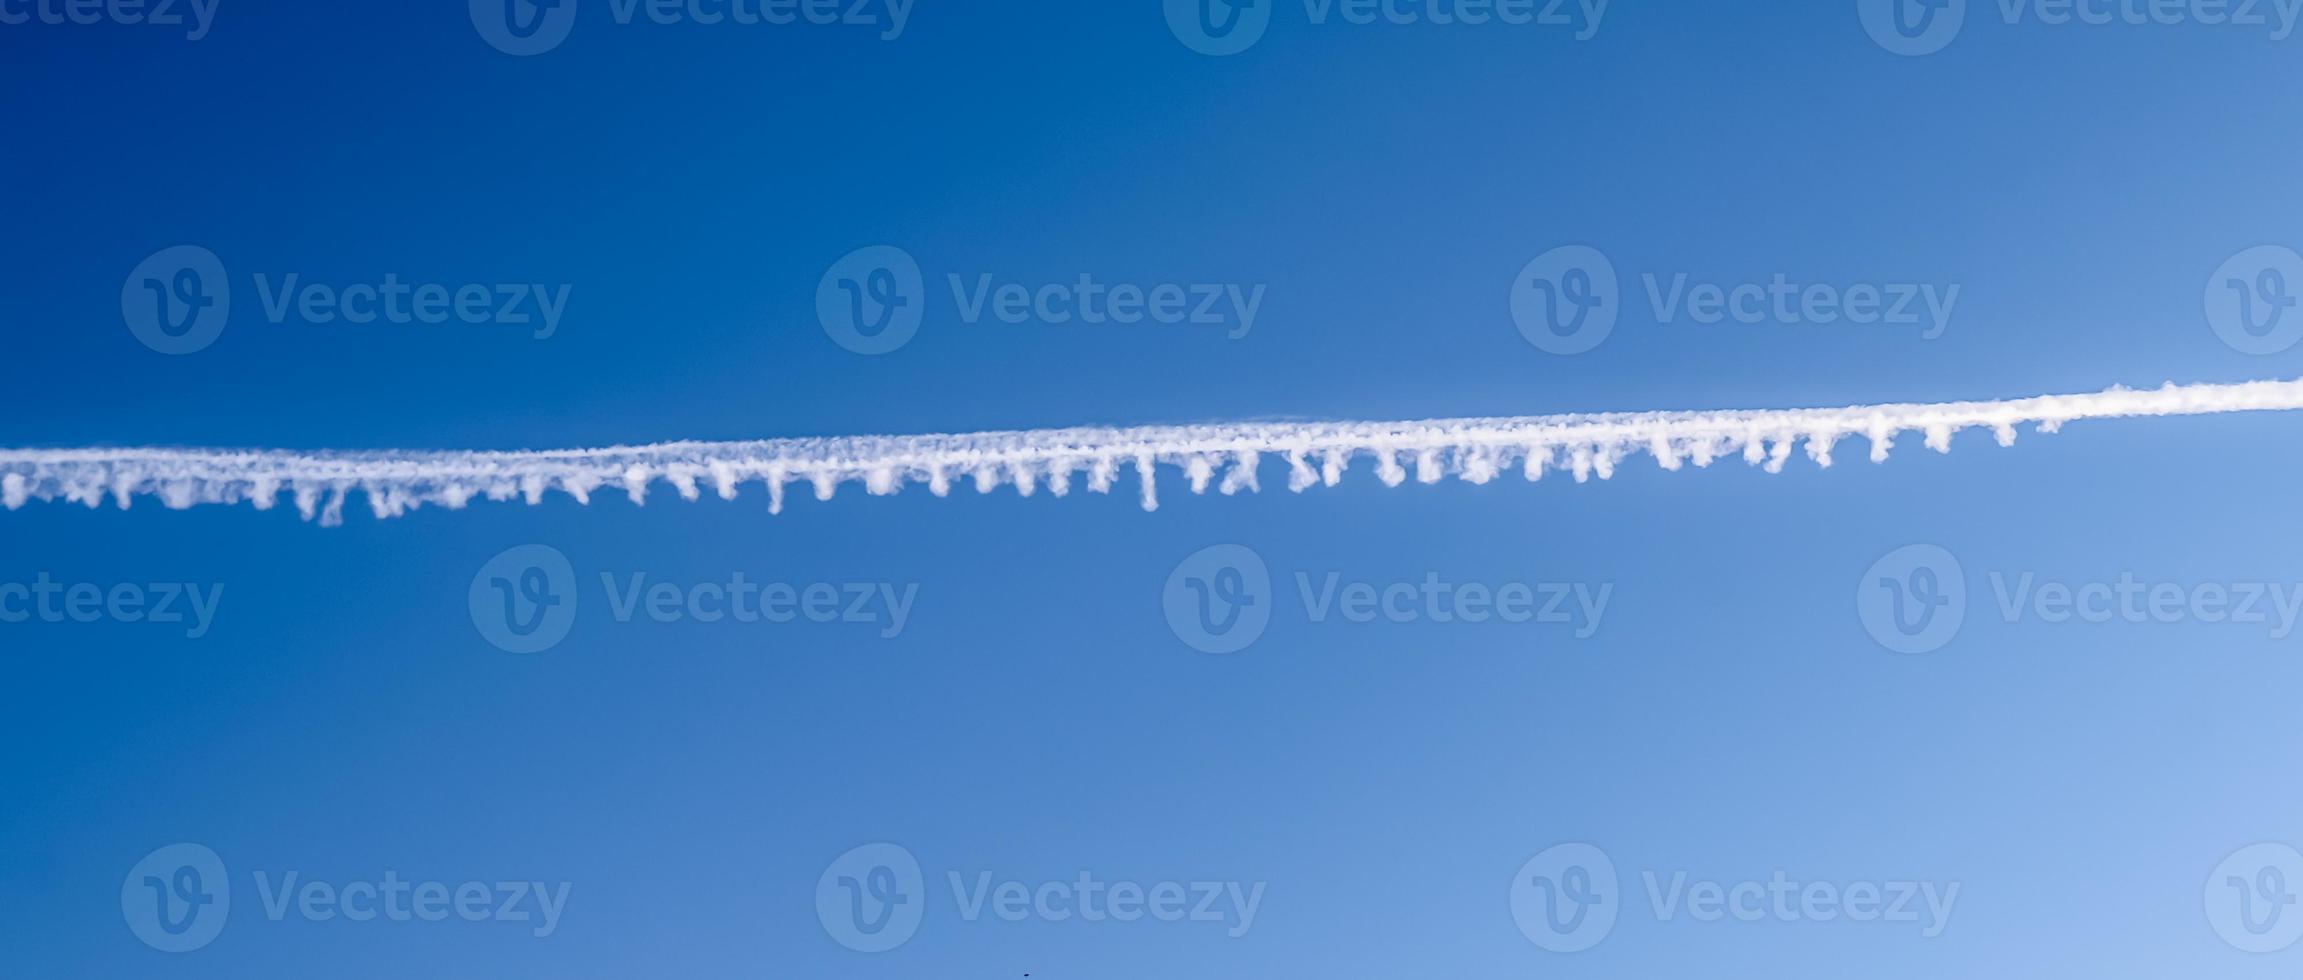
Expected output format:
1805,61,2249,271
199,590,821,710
5,1,2303,977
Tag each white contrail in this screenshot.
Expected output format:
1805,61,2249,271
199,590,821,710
5,377,2300,525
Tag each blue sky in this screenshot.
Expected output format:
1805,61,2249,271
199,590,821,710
5,1,2303,976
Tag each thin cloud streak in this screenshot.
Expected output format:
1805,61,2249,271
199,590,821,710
6,378,2299,525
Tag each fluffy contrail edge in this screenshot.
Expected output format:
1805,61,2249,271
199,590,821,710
7,378,2300,526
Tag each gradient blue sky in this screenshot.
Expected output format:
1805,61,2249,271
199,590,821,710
5,1,2303,976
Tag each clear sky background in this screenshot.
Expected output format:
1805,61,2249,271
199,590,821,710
5,1,2303,976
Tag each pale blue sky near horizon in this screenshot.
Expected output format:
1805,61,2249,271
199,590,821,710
5,1,2303,976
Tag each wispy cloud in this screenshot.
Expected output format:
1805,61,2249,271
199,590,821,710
7,378,2298,525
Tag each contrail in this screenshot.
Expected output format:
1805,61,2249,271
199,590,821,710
6,377,2300,525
